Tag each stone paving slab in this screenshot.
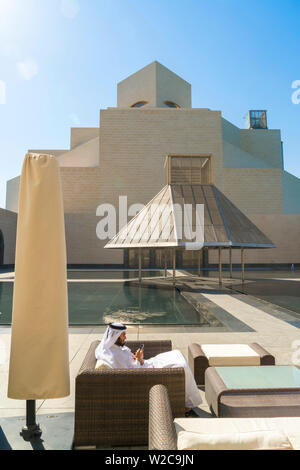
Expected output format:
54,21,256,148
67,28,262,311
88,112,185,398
0,412,74,450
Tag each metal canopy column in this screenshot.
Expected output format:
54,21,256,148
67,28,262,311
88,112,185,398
218,247,222,285
164,249,168,278
241,248,245,283
138,248,142,283
173,248,176,287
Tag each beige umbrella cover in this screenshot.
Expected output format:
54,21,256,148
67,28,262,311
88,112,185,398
8,154,70,399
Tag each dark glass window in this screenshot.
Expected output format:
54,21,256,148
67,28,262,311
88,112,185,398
131,101,147,108
164,101,180,108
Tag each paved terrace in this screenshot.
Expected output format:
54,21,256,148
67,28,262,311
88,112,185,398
0,273,300,449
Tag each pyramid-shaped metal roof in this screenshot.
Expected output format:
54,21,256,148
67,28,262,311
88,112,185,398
105,185,275,250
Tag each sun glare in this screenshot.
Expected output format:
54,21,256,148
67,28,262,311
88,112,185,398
0,0,32,20
0,0,21,25
0,0,35,38
0,0,15,13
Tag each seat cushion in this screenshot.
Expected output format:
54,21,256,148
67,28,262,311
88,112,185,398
95,359,112,370
177,429,293,450
202,344,260,366
174,417,300,450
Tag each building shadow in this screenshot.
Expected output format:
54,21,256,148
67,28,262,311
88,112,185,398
0,427,12,450
29,437,45,450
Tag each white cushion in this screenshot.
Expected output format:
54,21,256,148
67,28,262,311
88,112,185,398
95,359,112,370
174,417,300,450
202,344,260,366
177,429,293,450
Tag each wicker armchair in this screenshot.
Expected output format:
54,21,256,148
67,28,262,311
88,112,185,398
74,340,185,448
149,384,178,450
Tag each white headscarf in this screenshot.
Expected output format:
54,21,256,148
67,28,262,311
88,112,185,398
95,323,127,362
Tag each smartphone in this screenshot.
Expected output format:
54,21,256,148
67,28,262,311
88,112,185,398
140,344,144,351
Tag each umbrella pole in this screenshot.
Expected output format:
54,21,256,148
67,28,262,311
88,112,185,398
229,247,233,279
21,400,42,440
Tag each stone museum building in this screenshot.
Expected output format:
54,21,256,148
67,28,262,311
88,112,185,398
1,61,300,268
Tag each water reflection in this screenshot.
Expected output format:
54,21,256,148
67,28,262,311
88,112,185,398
68,282,214,325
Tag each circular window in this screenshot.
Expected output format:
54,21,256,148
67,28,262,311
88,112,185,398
131,101,148,108
164,101,180,108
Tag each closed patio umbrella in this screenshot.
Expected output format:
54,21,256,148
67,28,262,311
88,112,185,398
8,154,70,439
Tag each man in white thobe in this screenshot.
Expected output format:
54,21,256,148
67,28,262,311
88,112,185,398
95,323,202,411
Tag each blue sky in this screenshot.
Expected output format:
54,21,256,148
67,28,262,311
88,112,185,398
0,0,299,208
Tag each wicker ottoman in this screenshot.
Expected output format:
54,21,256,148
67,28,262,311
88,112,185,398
188,343,275,386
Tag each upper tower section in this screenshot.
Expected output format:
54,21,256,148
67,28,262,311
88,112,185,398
117,61,192,109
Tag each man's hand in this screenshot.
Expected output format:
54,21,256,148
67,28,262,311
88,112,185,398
134,348,144,366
